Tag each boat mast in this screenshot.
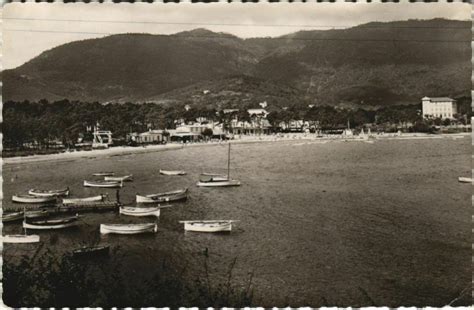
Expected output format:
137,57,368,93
23,207,27,235
227,143,231,180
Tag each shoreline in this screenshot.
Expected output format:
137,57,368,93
3,132,469,165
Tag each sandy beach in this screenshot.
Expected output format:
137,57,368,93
3,132,469,165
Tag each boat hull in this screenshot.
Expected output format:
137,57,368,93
136,189,188,203
2,210,50,223
23,221,78,230
84,180,123,188
100,223,158,235
28,188,69,197
196,180,241,187
93,172,115,176
104,175,133,182
160,170,186,176
63,195,104,205
12,195,57,204
119,207,161,217
2,235,40,243
458,177,473,183
184,222,232,232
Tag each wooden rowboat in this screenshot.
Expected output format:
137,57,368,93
84,180,123,188
179,220,237,233
196,180,241,187
1,234,40,243
93,172,115,176
119,206,169,218
458,177,473,183
136,188,188,204
12,194,57,204
160,169,186,176
100,223,157,235
28,187,69,197
104,175,133,182
72,245,110,257
63,195,105,205
27,215,78,225
2,210,49,223
23,220,78,230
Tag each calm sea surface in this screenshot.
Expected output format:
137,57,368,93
3,137,471,306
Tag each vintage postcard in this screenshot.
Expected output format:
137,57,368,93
1,2,472,307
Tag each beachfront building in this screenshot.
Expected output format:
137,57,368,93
227,119,272,135
170,122,226,142
422,97,457,119
279,120,309,132
92,130,113,149
128,129,166,144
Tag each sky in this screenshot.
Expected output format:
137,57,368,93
3,2,471,69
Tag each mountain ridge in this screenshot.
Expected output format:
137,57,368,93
3,18,470,107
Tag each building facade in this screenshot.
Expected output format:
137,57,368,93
422,97,457,119
128,130,165,144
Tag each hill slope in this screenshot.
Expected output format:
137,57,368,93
3,19,471,106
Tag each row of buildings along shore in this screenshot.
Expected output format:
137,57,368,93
87,96,467,148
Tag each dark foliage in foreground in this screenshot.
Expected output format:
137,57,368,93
3,247,254,307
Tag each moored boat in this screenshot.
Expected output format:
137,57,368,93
1,234,40,243
28,187,69,197
119,206,165,217
72,245,110,257
104,174,133,182
159,169,186,176
23,215,79,230
84,180,123,188
458,177,473,183
63,194,105,205
93,172,115,176
200,173,228,182
12,194,57,204
196,180,241,187
2,210,49,223
198,144,240,187
100,223,157,235
136,188,188,204
179,220,237,233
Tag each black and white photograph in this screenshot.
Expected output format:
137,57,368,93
1,2,472,307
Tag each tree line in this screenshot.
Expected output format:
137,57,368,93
2,98,471,149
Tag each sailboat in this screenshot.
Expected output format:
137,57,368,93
197,143,241,187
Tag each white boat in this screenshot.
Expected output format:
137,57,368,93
199,174,229,182
1,234,40,243
179,220,237,233
104,175,133,182
2,210,49,223
458,177,473,183
12,194,57,204
119,206,165,217
28,187,69,197
84,180,123,188
136,188,188,204
100,223,157,235
197,144,240,187
63,194,105,205
23,216,79,230
196,180,241,187
93,172,115,176
159,169,187,176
